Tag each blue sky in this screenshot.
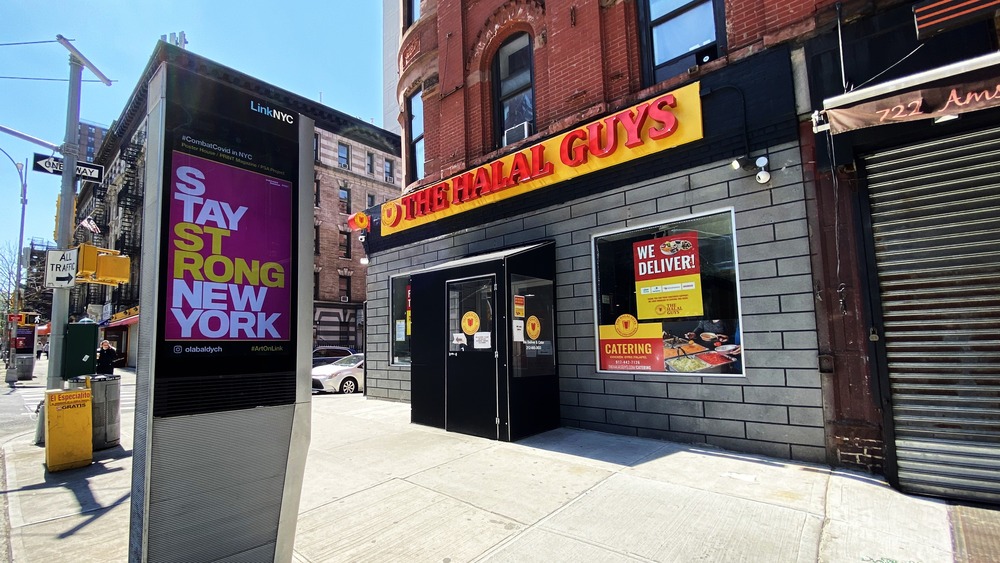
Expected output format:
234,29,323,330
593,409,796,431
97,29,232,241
0,0,384,254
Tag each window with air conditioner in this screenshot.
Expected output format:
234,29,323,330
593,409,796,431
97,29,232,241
639,0,725,86
339,275,351,302
384,159,395,183
494,32,535,148
338,142,350,169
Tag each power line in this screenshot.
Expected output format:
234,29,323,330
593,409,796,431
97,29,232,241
0,40,65,47
0,76,115,83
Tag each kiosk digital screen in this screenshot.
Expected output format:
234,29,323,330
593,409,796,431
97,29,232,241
153,65,301,416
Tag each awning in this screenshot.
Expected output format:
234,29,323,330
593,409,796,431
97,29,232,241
108,315,139,328
820,51,1000,134
36,323,50,335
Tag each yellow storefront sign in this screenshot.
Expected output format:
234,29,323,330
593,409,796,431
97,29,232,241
380,82,704,235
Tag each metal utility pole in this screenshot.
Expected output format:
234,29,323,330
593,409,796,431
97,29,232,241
46,35,112,393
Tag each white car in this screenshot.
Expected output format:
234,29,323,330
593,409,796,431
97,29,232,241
311,353,364,394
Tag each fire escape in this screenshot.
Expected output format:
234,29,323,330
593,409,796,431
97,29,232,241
111,136,144,311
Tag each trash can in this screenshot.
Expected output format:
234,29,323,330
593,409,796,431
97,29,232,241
90,375,121,450
64,375,89,390
63,375,121,450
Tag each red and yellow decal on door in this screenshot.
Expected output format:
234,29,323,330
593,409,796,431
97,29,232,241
461,311,481,335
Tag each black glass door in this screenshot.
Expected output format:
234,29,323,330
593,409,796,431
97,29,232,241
445,276,498,439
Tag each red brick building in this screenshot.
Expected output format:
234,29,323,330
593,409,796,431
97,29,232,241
369,0,1000,504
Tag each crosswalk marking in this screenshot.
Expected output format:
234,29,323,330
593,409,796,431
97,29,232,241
14,383,137,414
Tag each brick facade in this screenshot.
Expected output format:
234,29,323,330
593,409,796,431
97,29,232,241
374,0,938,468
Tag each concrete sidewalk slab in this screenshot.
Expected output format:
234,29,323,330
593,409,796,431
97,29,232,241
407,444,614,524
819,470,954,563
539,472,823,562
295,478,523,562
4,437,131,563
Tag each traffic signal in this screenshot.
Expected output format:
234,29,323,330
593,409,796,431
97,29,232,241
77,243,99,277
75,244,131,285
96,254,131,284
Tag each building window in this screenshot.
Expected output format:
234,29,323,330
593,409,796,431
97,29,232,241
405,0,420,27
493,33,535,147
339,187,351,215
339,230,351,259
406,90,424,183
366,152,375,174
367,193,376,208
314,179,321,207
338,142,350,169
639,0,724,85
314,271,320,300
384,159,395,184
314,225,320,255
592,209,743,376
339,275,352,301
313,133,320,161
390,276,411,365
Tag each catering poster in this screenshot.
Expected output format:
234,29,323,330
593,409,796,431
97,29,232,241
633,232,703,319
165,152,292,341
598,314,664,371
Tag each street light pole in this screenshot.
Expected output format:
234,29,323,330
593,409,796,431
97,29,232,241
0,149,26,370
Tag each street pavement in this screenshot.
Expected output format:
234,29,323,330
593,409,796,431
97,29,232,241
2,359,999,562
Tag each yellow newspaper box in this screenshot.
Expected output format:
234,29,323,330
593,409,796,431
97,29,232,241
45,389,93,471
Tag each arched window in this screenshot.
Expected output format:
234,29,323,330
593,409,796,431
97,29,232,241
493,33,534,147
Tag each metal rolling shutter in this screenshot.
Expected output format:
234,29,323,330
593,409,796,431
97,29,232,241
864,125,1000,504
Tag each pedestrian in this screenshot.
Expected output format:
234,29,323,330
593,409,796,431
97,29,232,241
95,340,118,375
42,342,49,359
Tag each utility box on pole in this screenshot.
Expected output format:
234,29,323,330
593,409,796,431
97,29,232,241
63,322,97,379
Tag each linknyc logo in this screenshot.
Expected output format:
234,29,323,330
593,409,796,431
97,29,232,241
249,100,294,124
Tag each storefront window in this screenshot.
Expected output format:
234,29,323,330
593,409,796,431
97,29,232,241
390,276,412,364
510,275,555,378
592,209,744,376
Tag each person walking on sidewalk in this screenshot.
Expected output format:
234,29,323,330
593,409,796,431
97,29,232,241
95,340,119,375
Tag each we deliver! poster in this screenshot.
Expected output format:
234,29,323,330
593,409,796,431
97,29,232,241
633,232,703,320
165,152,292,341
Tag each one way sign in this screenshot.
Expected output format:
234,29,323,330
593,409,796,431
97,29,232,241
33,153,104,183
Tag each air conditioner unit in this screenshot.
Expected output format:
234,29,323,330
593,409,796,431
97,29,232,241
340,296,350,303
385,176,394,184
339,162,349,169
503,121,531,146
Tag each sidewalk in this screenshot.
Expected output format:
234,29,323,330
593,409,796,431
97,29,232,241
3,363,999,561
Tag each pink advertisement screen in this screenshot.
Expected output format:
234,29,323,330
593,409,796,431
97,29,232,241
165,151,292,341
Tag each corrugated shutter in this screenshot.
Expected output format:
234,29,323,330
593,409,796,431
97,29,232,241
864,125,1000,504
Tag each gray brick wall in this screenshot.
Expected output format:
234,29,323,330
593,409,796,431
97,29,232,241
364,141,825,464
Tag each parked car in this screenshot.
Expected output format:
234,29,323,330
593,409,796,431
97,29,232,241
312,345,356,368
312,353,364,394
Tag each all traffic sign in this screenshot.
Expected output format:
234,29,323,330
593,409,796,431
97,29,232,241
45,248,78,288
32,153,104,183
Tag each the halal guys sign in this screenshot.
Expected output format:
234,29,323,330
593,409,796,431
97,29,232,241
379,82,703,235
